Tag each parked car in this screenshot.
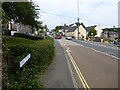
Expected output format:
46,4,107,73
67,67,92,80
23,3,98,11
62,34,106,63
66,36,72,40
55,35,62,39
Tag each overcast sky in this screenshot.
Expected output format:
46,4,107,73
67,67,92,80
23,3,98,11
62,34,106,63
33,0,119,30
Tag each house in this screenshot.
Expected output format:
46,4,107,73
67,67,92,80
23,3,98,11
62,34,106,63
74,23,87,40
64,23,103,40
94,25,103,37
73,23,103,40
64,23,87,40
61,24,69,36
85,25,103,37
11,22,32,35
65,26,78,38
101,28,119,41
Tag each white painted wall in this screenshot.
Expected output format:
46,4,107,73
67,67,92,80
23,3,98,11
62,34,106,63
66,32,74,36
95,25,103,37
74,25,87,40
79,25,87,39
11,31,17,36
12,22,32,34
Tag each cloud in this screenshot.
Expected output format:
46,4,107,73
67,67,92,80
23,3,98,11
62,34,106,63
79,2,118,27
33,0,119,29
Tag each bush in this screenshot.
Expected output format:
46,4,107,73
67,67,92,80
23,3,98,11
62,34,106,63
2,37,55,89
14,33,44,40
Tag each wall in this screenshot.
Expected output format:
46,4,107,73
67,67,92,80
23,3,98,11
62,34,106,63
95,25,103,37
74,25,87,40
13,23,32,34
79,25,87,39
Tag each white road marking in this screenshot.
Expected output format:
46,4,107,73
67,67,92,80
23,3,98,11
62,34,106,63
75,42,119,60
58,39,119,60
91,48,119,60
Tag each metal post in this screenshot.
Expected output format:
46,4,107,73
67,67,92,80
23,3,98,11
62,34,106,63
77,18,79,40
77,0,80,40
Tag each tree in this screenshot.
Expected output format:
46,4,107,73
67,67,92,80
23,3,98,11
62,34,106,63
88,26,97,37
54,26,62,33
1,7,8,23
2,2,40,28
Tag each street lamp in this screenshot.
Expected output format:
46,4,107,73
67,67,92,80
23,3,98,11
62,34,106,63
77,0,80,40
77,18,80,40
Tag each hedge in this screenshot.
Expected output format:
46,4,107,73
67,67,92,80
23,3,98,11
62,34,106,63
14,33,44,40
2,36,55,89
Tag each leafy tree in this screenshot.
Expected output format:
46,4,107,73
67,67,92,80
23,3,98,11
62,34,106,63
88,26,97,37
1,7,8,23
54,26,62,33
2,2,40,28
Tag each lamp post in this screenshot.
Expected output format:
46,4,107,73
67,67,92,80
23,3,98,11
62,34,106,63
77,0,80,40
77,18,79,40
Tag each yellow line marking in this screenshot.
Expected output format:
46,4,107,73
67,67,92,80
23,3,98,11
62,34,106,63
66,48,91,90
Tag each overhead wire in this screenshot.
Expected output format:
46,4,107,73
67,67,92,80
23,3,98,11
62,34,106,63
40,10,116,27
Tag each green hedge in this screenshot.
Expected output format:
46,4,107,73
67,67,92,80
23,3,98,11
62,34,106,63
2,37,55,89
14,33,44,40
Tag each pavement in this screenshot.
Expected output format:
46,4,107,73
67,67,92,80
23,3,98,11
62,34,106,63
41,39,75,88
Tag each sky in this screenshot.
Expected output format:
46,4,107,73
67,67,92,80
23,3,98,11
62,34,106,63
32,0,119,30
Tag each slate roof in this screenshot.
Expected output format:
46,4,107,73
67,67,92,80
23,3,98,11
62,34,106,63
85,27,91,32
102,28,119,32
67,26,78,32
66,22,86,32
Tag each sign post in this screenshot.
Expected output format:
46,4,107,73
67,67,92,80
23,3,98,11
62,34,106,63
20,54,31,68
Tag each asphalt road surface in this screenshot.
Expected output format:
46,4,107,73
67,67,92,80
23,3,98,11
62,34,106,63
72,39,120,59
58,38,118,88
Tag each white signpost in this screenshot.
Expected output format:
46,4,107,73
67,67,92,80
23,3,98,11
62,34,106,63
20,54,31,68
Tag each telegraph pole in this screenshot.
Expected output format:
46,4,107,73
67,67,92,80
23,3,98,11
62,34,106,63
77,0,80,40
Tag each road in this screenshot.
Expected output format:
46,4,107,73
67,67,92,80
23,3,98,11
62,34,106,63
58,38,118,88
72,39,120,59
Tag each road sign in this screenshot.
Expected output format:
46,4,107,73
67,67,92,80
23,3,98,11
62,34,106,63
20,54,31,68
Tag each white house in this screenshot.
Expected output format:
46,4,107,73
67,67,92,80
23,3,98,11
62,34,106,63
65,23,103,40
11,22,32,35
73,23,87,40
94,25,103,37
65,26,77,37
75,25,86,40
64,23,87,40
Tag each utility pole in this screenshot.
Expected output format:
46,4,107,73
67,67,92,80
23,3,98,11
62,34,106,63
77,18,79,40
77,0,80,40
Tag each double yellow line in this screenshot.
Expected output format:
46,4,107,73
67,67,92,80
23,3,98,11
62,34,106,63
66,48,91,90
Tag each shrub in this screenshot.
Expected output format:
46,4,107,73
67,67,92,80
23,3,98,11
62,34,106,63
14,33,44,40
2,37,55,89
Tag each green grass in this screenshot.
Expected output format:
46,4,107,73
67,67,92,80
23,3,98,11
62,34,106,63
3,36,53,46
3,36,35,45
